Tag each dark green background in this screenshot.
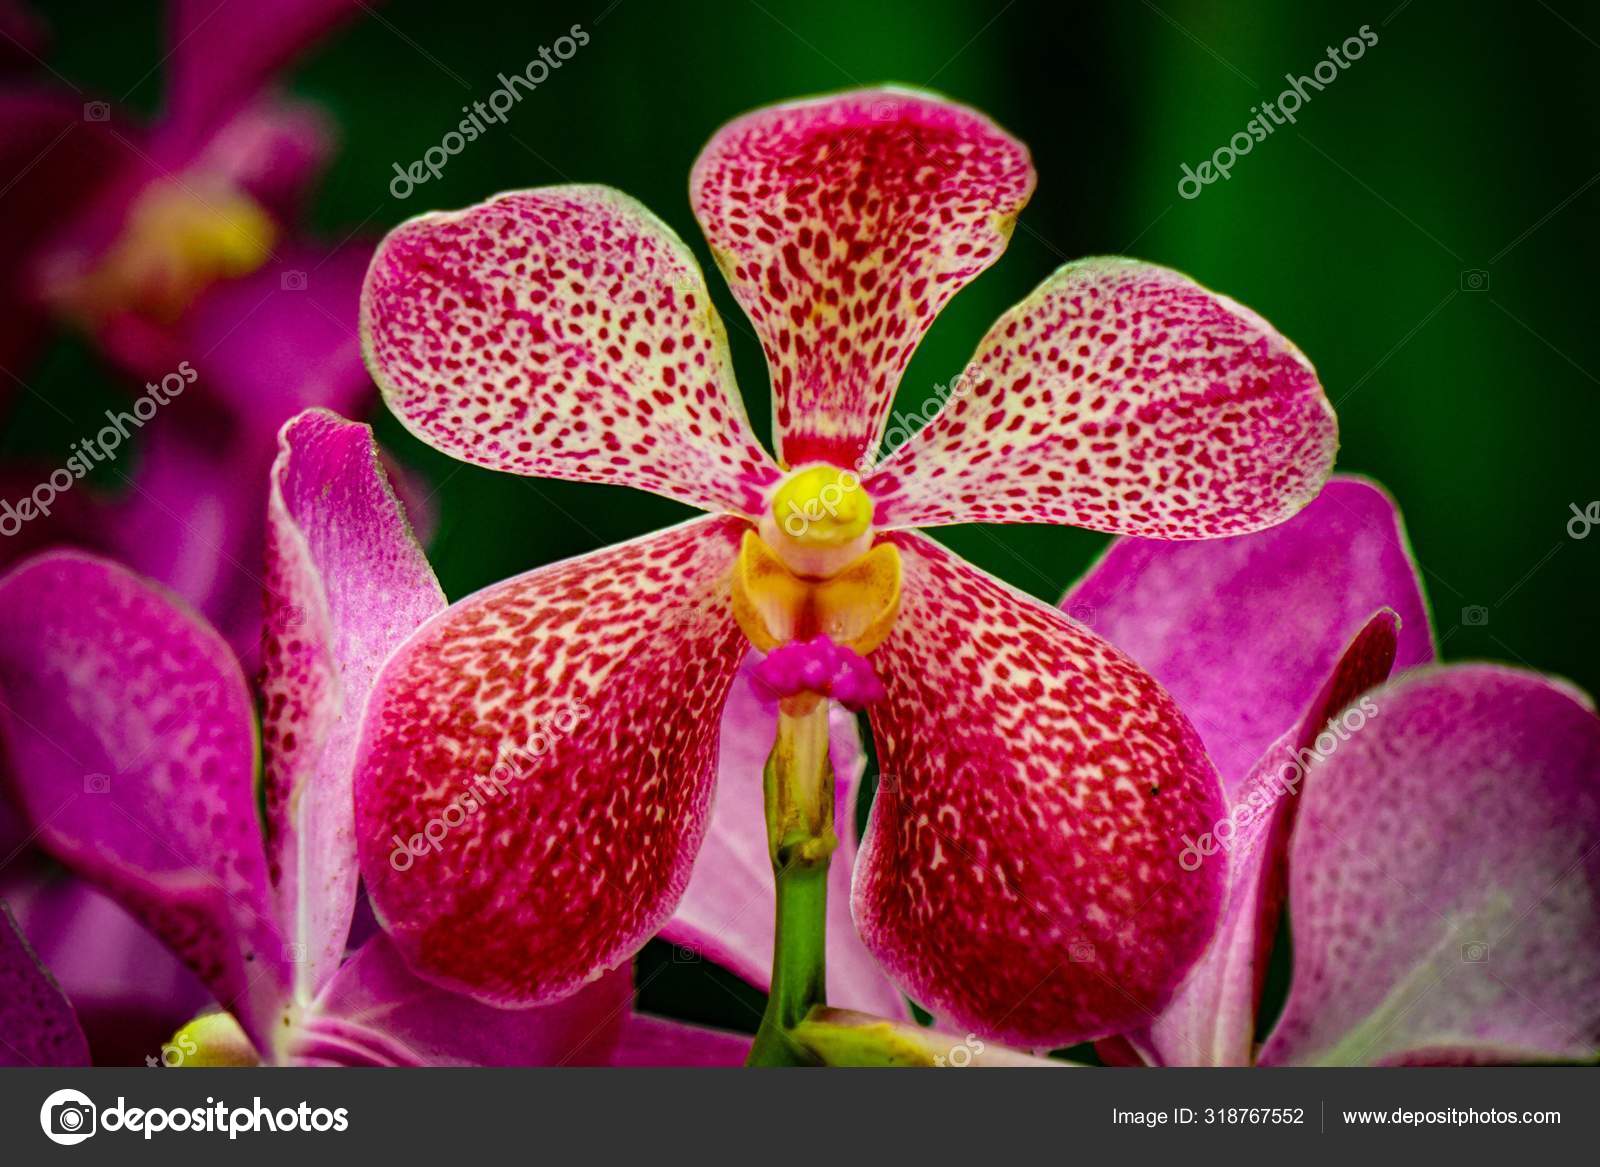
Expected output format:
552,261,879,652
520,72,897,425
12,0,1599,1038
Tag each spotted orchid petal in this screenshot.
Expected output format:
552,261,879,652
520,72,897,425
853,532,1227,1046
1257,666,1600,1066
611,1015,751,1067
867,258,1337,537
661,656,907,1019
259,409,445,1001
1062,476,1434,790
294,935,632,1066
1140,612,1401,1066
361,186,780,515
0,903,89,1066
353,515,749,1006
692,87,1035,470
0,552,288,1050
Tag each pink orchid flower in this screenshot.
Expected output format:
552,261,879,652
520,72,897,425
1,410,465,1063
353,87,1338,1047
0,0,381,653
1065,477,1600,1065
0,408,767,1067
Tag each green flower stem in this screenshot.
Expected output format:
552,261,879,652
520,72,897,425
746,699,836,1067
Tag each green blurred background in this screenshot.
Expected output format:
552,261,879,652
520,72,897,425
14,0,1600,1036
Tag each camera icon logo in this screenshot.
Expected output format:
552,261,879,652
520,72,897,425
1461,605,1490,627
280,270,308,292
40,1088,97,1145
1461,941,1490,963
83,772,111,794
82,101,110,123
1459,269,1490,292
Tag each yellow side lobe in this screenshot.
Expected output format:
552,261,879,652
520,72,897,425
813,543,901,654
732,531,901,654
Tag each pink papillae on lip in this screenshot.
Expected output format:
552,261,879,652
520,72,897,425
752,635,886,710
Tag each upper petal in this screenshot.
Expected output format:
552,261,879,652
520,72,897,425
691,87,1035,470
1140,612,1401,1066
260,409,446,1001
353,515,749,1006
0,903,89,1066
360,185,780,515
853,532,1227,1046
867,258,1337,536
1258,666,1600,1065
661,654,907,1019
0,551,288,1049
1062,475,1434,789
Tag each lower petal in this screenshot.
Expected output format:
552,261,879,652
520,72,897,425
1141,612,1400,1066
354,516,749,1006
609,1014,751,1066
296,935,632,1066
1062,475,1434,788
1258,666,1600,1065
854,532,1227,1046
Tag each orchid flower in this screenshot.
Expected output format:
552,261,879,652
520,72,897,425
0,413,915,1062
0,0,380,653
0,407,789,1067
1063,477,1600,1065
0,409,480,1064
352,86,1338,1059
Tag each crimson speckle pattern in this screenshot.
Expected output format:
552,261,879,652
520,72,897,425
361,186,780,515
691,87,1035,469
855,532,1227,1046
353,516,751,1005
867,258,1337,537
